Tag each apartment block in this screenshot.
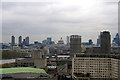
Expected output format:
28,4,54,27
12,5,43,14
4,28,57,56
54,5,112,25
72,54,120,80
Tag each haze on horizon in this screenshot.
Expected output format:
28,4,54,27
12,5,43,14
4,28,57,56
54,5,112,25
1,0,119,44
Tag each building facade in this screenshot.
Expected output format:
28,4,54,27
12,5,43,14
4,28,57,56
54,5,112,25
15,51,47,69
72,54,120,80
113,33,120,46
18,36,22,46
67,36,70,46
11,36,15,46
97,32,103,46
70,35,81,57
100,31,111,54
25,36,29,46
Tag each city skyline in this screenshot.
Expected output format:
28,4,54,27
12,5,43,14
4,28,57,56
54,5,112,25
3,32,119,44
1,1,120,80
1,0,119,43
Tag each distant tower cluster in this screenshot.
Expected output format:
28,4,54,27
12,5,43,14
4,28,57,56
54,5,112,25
100,31,111,54
21,36,29,46
11,36,29,47
69,31,111,55
70,35,81,57
42,37,54,45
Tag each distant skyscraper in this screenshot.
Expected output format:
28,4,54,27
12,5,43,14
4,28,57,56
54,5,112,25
11,36,15,46
66,36,70,46
47,37,52,42
113,33,120,46
23,39,26,45
100,31,111,54
97,32,103,46
18,36,22,45
70,35,81,57
25,36,29,46
89,39,93,45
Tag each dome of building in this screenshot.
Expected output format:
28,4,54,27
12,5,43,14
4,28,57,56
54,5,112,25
57,37,64,45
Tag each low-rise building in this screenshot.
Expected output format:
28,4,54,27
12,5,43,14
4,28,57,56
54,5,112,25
15,51,47,69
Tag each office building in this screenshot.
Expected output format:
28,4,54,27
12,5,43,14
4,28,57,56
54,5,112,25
11,36,15,46
72,54,120,80
89,39,93,45
47,37,52,42
66,36,70,46
100,31,111,54
22,39,26,45
97,32,103,46
18,36,22,46
70,35,81,57
113,33,120,46
25,36,29,46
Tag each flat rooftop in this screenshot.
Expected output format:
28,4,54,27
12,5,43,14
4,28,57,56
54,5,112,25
76,54,120,59
0,67,46,74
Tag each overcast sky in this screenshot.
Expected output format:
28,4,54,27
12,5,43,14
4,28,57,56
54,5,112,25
1,0,119,44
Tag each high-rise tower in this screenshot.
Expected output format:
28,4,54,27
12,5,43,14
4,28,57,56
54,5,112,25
25,36,29,46
18,36,22,46
113,33,120,46
97,32,103,46
11,36,15,46
66,36,70,46
47,37,52,42
70,35,81,57
100,31,111,54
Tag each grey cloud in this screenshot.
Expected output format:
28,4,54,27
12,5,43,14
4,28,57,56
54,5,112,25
2,1,118,43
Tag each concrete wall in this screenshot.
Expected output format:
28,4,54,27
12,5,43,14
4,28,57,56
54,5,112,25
34,58,47,68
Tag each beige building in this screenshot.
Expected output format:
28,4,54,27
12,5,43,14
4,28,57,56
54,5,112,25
15,51,47,69
72,54,120,80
